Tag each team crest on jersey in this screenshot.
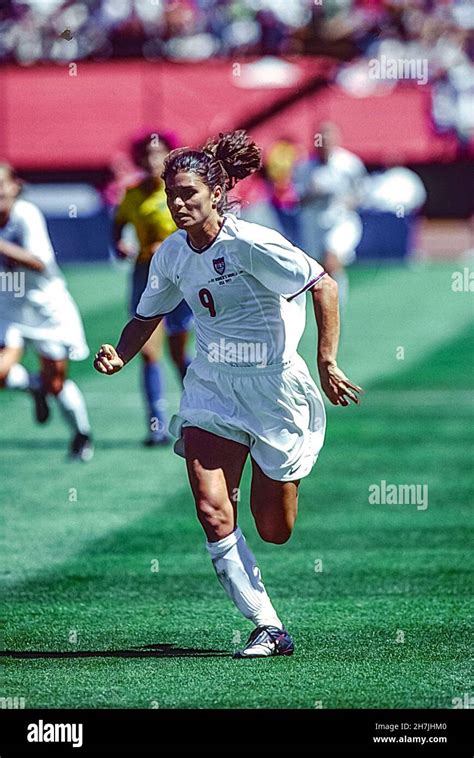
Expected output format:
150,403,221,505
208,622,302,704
213,257,225,275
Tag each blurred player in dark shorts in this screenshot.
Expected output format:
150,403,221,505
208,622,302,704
113,129,193,446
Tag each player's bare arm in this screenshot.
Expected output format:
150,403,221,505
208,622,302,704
112,219,136,259
94,315,163,374
311,275,363,406
0,238,45,272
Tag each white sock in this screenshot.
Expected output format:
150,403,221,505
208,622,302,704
55,379,91,435
206,526,282,629
5,364,32,390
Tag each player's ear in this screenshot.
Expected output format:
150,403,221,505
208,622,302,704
211,185,222,208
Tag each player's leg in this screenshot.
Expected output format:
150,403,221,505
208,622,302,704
40,356,93,461
164,300,193,382
39,356,66,397
131,262,169,446
220,458,298,658
0,345,26,388
249,458,300,545
183,426,287,646
140,324,170,445
167,331,190,380
184,426,245,539
0,334,49,422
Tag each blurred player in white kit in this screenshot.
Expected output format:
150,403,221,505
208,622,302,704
0,162,93,461
294,122,367,309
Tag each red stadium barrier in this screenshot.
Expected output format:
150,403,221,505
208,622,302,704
0,59,466,169
0,59,329,169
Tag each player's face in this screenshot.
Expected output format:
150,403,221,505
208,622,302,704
0,167,18,215
317,124,340,163
142,143,169,179
165,172,221,230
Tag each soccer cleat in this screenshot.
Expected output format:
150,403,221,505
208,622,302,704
31,387,49,424
233,625,294,659
69,433,94,462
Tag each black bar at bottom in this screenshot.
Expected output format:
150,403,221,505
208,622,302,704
0,708,471,755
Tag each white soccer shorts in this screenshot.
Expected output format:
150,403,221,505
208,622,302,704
0,321,72,361
170,353,326,481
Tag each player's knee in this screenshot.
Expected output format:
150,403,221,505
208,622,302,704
256,522,292,545
43,375,64,395
140,345,158,364
0,363,11,386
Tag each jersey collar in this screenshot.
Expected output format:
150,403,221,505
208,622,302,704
186,216,228,254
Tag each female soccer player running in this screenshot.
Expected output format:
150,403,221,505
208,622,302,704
0,162,93,461
114,130,193,446
94,131,362,657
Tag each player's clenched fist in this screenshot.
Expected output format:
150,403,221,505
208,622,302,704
93,344,124,375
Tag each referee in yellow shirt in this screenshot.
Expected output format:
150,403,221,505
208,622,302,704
113,130,193,446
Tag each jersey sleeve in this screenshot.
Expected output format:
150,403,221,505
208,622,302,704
247,227,326,300
17,202,55,266
135,247,183,320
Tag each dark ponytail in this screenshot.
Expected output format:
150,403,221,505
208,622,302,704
162,130,262,213
202,130,262,190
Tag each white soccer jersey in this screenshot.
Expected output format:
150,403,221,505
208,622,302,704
0,198,88,358
294,148,366,262
306,147,366,229
136,214,325,367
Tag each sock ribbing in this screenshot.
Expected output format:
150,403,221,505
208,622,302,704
206,526,282,629
205,526,242,559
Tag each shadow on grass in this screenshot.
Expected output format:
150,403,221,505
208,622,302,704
3,438,67,451
2,438,148,451
1,643,228,659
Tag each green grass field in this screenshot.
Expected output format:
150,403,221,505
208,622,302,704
2,262,473,709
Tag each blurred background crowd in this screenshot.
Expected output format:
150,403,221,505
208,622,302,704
1,0,472,65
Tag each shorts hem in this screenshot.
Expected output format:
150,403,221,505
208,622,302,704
169,413,250,457
250,454,320,482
